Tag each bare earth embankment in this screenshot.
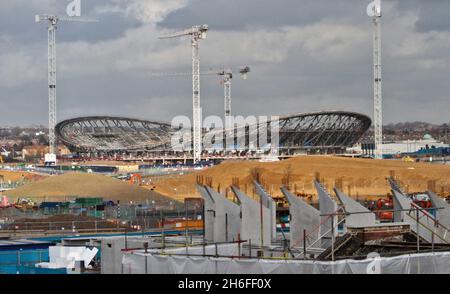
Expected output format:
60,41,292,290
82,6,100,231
4,172,178,206
152,156,450,201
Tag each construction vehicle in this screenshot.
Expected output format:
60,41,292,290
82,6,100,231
402,156,415,162
412,193,433,212
129,174,143,186
368,197,394,222
14,198,38,211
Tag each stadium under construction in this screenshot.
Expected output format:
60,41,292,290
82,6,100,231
55,111,371,159
2,0,450,277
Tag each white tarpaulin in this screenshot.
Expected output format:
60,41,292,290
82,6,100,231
121,250,450,274
36,246,98,269
148,243,241,256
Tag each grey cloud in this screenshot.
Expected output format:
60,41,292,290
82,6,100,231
395,0,450,32
159,0,367,30
0,0,449,127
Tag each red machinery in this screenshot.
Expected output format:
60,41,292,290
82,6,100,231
371,194,433,222
129,174,143,186
0,195,10,208
370,197,394,222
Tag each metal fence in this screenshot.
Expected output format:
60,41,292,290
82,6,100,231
0,207,203,238
0,249,48,266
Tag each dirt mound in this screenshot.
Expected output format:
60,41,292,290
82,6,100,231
4,172,178,205
0,170,46,182
153,156,450,201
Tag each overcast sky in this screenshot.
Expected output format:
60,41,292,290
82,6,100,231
0,0,449,126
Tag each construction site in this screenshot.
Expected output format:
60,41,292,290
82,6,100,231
0,0,449,275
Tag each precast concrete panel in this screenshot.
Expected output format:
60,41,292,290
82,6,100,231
101,237,155,274
392,189,447,243
334,188,376,228
204,186,241,243
391,189,411,223
314,181,338,249
281,187,320,248
231,186,272,247
428,191,450,229
196,185,216,243
253,181,277,242
101,238,126,274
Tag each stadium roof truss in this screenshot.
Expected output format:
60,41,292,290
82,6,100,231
56,116,174,152
56,111,371,153
277,111,371,149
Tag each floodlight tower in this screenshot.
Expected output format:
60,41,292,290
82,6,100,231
160,25,209,163
367,0,383,159
35,14,96,165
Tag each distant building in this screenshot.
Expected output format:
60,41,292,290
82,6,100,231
382,135,449,155
22,145,49,160
21,145,71,160
351,135,449,156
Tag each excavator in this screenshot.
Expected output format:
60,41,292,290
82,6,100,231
402,156,415,162
129,174,143,186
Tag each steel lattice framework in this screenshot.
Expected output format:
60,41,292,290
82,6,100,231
56,112,371,153
35,14,97,161
367,0,383,159
159,25,209,163
56,116,174,152
276,111,371,150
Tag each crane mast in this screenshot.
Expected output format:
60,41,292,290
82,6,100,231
36,14,97,165
220,67,250,126
48,18,57,158
160,25,208,163
219,71,232,126
192,36,202,163
367,0,383,160
373,16,382,160
150,65,249,130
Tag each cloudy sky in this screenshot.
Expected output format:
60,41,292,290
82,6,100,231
0,0,449,126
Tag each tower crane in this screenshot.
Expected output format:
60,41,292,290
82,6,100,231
367,0,383,160
220,66,250,127
150,66,250,126
159,25,209,164
35,14,97,165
